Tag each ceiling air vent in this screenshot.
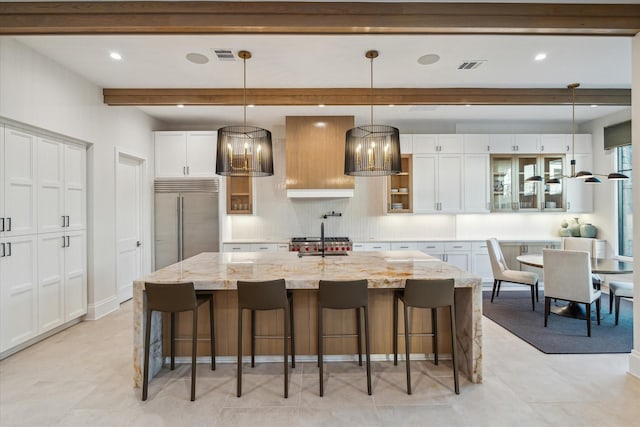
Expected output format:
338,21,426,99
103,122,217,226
457,60,486,70
212,49,236,61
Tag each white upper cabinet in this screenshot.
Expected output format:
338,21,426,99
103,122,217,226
464,154,491,213
566,153,594,213
514,135,539,153
463,134,491,154
154,131,217,177
539,134,570,153
400,134,413,154
413,134,463,154
488,134,516,153
413,153,463,213
2,127,38,237
38,137,86,234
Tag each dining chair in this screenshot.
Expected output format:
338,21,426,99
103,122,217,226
561,237,602,289
486,238,539,310
542,249,601,336
609,281,634,325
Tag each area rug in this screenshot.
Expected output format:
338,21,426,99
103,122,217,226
482,290,633,354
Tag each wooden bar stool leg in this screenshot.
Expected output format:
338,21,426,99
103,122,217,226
237,308,243,397
284,306,289,399
289,293,295,368
209,295,216,370
432,307,439,365
191,308,198,401
170,312,176,370
356,307,363,366
142,309,152,401
615,295,622,325
403,301,411,395
363,305,372,396
449,305,460,394
251,310,256,368
393,292,398,365
318,306,324,396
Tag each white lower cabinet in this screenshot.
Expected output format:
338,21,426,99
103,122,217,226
417,241,471,271
37,230,87,335
223,243,252,252
390,242,417,251
222,243,288,252
363,242,391,251
471,241,493,283
0,235,38,353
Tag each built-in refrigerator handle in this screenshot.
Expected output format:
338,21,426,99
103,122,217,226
177,196,183,261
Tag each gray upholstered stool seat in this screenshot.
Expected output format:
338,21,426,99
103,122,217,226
609,281,634,325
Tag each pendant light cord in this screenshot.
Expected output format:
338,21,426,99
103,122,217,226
243,55,247,129
370,54,374,127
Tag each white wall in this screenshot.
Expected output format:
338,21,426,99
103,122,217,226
0,38,160,319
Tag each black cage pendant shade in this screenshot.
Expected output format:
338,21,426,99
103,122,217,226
216,50,274,177
345,50,401,176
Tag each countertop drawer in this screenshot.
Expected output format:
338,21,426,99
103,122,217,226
445,241,472,251
416,242,445,253
471,241,489,252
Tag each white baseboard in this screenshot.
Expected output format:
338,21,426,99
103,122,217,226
86,295,120,320
0,318,82,360
629,349,640,379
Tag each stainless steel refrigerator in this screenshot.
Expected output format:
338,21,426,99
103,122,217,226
154,179,219,269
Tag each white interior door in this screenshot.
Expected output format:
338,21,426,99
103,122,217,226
116,153,143,303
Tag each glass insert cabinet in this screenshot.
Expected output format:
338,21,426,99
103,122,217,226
491,155,565,212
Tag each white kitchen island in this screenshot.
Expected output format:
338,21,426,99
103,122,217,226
132,250,483,387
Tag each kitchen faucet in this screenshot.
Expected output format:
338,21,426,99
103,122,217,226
320,222,325,257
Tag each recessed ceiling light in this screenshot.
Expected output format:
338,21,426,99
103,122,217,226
314,122,327,128
417,54,440,65
185,53,209,65
388,104,395,108
247,104,255,108
534,52,547,61
318,104,325,108
177,104,184,108
465,104,471,107
109,52,122,61
591,104,598,108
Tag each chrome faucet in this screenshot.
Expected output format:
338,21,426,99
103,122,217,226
320,222,325,257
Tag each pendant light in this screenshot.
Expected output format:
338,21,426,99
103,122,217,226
216,50,274,177
344,50,401,176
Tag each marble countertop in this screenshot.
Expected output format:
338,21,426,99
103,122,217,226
137,250,481,290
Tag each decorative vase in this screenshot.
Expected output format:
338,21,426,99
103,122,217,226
568,217,581,237
580,223,597,238
558,228,572,237
560,220,569,228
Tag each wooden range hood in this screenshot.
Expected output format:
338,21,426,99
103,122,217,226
285,116,355,198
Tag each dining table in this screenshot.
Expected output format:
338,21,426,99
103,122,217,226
516,254,633,319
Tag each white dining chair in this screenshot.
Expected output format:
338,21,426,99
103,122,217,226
561,237,602,289
486,238,539,310
542,249,601,337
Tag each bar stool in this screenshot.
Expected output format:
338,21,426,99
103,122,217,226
317,279,371,396
142,282,215,401
237,279,295,398
393,278,459,395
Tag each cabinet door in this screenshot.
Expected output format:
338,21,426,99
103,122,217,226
517,156,540,210
186,131,217,177
64,143,86,230
3,128,38,237
223,243,252,252
514,135,539,153
566,153,593,213
539,134,570,153
413,155,438,213
437,135,464,154
489,135,515,153
445,252,470,271
251,243,276,252
155,132,187,177
464,154,490,212
417,242,444,259
400,135,413,154
38,232,65,333
463,134,490,154
412,135,438,154
38,137,65,234
471,242,493,283
65,230,87,321
390,242,417,251
0,235,38,352
491,156,514,211
438,154,463,212
363,242,391,251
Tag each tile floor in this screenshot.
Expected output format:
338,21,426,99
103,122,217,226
1,300,639,426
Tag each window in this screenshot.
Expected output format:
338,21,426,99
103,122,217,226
617,144,632,257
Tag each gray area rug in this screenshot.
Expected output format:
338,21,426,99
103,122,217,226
482,290,633,354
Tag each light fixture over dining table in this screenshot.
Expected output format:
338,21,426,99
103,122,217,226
216,50,274,177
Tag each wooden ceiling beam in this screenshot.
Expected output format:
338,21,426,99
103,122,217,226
1,2,639,36
102,88,631,107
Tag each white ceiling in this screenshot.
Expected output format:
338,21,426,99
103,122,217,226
12,31,633,130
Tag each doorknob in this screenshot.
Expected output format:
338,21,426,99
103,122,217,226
136,241,142,247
